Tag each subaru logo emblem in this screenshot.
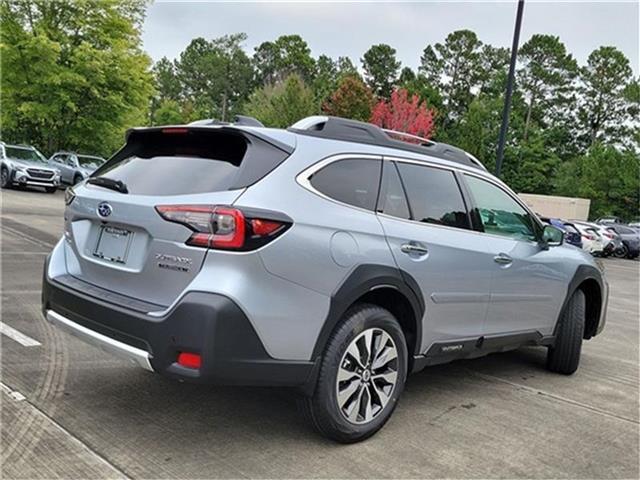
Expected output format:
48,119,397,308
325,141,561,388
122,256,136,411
97,202,112,218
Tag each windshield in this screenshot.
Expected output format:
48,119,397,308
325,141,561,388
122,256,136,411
77,155,104,168
564,224,579,235
4,146,47,163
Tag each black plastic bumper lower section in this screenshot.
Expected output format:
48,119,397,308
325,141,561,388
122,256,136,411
42,259,318,388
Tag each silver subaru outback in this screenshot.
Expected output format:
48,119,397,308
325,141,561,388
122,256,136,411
42,116,608,442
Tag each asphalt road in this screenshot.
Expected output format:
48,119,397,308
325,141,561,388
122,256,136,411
1,187,638,479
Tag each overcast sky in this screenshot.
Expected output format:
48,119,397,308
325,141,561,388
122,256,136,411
142,1,639,75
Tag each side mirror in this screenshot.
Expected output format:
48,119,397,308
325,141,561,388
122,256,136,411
542,225,564,248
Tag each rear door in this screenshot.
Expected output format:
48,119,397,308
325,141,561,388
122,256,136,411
64,127,290,307
377,159,491,352
462,174,567,336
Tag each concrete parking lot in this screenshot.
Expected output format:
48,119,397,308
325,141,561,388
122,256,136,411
1,187,638,479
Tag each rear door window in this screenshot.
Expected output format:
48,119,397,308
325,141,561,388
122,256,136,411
396,162,470,229
309,158,381,211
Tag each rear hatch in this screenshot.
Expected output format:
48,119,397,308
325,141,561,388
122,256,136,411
64,126,292,308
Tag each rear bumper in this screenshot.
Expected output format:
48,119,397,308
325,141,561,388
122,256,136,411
42,258,318,388
45,309,153,371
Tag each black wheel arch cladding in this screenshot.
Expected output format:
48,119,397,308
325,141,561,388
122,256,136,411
311,264,425,359
554,264,605,340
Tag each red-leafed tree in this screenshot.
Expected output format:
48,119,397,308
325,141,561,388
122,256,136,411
370,88,436,140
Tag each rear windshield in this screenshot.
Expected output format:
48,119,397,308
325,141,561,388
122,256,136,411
91,128,288,196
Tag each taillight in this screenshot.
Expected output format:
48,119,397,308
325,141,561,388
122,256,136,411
155,205,290,251
583,234,595,240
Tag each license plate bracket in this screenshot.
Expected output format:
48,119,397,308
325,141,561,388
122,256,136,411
93,225,133,264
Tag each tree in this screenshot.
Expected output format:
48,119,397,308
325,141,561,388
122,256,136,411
244,74,317,128
153,99,185,125
153,57,181,102
322,75,375,122
253,34,315,85
419,30,483,127
176,34,253,121
312,54,339,106
399,67,416,84
517,34,578,143
555,144,640,220
477,45,510,96
400,75,444,120
370,89,435,139
578,46,635,147
0,0,153,156
361,44,401,98
336,56,359,78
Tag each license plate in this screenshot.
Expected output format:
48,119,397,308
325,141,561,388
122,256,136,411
93,225,133,264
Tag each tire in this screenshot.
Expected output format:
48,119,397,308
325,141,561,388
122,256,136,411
1,167,11,189
73,174,83,185
45,187,57,193
614,245,628,258
547,289,585,375
299,303,408,443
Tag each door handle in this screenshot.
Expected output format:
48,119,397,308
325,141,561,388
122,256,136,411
401,243,429,255
493,253,513,265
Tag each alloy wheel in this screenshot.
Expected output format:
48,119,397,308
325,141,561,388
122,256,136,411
336,327,399,424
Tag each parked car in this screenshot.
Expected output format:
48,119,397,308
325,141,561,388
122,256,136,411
540,217,582,249
596,216,622,225
571,222,605,256
42,116,608,443
48,152,106,185
606,224,640,259
0,142,61,193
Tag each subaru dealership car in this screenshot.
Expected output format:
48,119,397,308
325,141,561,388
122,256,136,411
42,116,608,442
48,152,106,186
0,142,61,192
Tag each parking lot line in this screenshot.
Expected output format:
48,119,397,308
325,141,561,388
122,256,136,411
0,322,41,347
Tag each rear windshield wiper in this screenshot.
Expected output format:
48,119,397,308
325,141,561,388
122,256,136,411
86,177,128,194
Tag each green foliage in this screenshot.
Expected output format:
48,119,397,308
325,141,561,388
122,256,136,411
1,0,153,157
253,35,315,85
244,74,317,128
517,34,578,143
153,99,185,125
322,75,374,122
174,33,253,122
361,44,401,98
2,11,638,220
555,144,640,220
578,46,635,148
420,30,483,127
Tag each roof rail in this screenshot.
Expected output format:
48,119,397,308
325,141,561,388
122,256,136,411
288,116,486,171
188,115,265,128
381,129,436,147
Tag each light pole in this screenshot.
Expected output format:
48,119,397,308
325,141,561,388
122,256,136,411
495,0,525,177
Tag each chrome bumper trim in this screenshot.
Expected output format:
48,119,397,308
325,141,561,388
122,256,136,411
45,310,153,371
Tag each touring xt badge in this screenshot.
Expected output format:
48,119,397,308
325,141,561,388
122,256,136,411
156,253,192,272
